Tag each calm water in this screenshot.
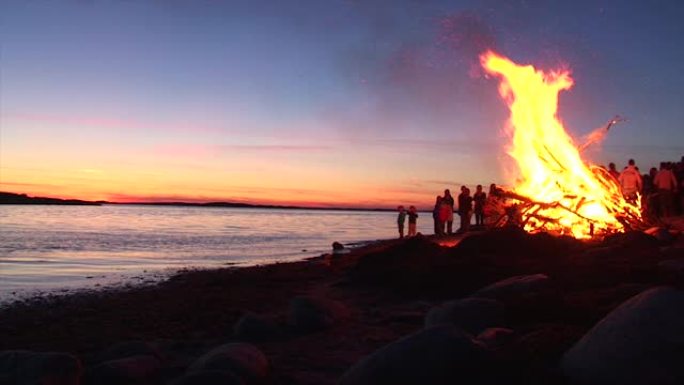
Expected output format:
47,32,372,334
0,205,430,301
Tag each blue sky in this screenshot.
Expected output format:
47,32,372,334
1,0,683,206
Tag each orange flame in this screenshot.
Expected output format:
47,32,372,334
480,51,641,238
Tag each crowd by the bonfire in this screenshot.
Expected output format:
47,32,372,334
606,156,684,220
396,155,684,239
397,184,502,238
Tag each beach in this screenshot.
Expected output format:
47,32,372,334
2,218,683,384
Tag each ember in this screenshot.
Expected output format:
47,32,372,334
480,51,643,238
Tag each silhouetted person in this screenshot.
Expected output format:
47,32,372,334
458,186,473,233
407,206,418,237
473,184,486,227
643,167,659,218
443,189,455,234
439,195,452,235
397,205,406,239
608,162,620,180
654,162,678,217
676,157,684,215
433,196,443,235
619,159,642,202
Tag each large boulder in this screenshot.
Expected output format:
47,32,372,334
188,343,268,384
424,297,505,334
0,350,82,385
472,274,549,300
562,287,684,385
85,354,161,385
289,296,349,332
339,325,496,385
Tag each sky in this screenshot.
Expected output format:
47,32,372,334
1,0,683,209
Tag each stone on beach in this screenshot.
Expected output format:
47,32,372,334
170,369,243,385
424,297,505,334
85,354,161,385
0,350,82,385
289,295,350,332
98,340,163,362
188,343,269,384
562,286,684,385
471,274,550,300
657,258,684,274
339,325,495,385
476,327,515,349
233,312,283,342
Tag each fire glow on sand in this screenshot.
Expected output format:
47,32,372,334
480,51,643,239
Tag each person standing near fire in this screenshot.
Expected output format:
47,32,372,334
397,206,406,239
407,206,418,237
442,189,455,234
432,196,443,235
473,185,487,227
608,162,620,180
653,162,678,217
619,159,642,202
458,186,473,233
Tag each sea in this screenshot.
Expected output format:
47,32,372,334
0,204,430,303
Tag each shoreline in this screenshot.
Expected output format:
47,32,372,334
1,223,683,384
0,236,393,308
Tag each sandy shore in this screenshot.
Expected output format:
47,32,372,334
1,220,683,384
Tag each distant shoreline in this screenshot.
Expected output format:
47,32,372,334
0,191,396,212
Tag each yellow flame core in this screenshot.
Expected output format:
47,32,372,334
481,51,641,238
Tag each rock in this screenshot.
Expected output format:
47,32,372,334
0,350,82,385
476,328,515,349
332,241,345,251
233,313,282,342
424,297,505,334
170,370,243,385
85,354,161,385
658,259,684,273
339,325,496,385
98,340,163,362
603,230,659,250
562,287,684,385
289,295,349,332
644,227,675,244
188,343,268,384
472,274,549,300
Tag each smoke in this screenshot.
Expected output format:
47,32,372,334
331,6,500,138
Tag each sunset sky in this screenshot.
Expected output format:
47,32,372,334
2,0,683,208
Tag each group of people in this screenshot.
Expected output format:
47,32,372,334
397,184,497,238
431,186,488,235
395,155,684,239
608,156,684,219
396,205,418,239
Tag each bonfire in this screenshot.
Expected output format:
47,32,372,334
480,51,644,239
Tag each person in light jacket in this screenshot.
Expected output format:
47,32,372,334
619,159,642,202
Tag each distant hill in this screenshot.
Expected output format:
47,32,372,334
0,191,394,211
0,192,102,205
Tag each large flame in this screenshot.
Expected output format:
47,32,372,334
480,51,642,238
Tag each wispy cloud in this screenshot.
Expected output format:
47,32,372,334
5,112,232,134
151,143,334,158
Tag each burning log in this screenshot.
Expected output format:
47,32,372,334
494,187,648,236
